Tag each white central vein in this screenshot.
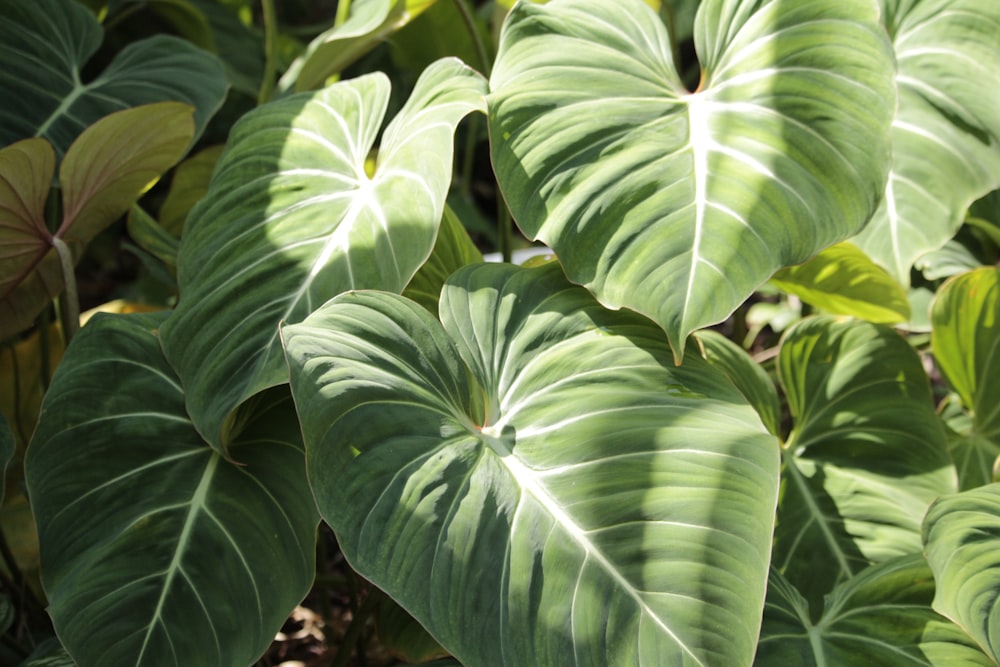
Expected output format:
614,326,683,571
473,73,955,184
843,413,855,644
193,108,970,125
683,94,712,330
483,428,706,666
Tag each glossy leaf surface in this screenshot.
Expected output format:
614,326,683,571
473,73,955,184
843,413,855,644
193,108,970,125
161,58,486,451
757,556,993,666
924,484,1000,663
853,0,1000,284
0,0,226,152
25,312,319,667
284,262,780,667
489,0,895,357
402,206,483,314
770,242,911,324
774,316,956,611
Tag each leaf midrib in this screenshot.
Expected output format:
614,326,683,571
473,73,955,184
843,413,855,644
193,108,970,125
483,429,707,666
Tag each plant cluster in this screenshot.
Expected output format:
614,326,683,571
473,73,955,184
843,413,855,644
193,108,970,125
1,0,1000,665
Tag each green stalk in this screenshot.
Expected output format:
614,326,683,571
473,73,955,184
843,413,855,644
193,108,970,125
51,238,79,345
258,0,280,105
450,0,491,76
335,0,353,27
329,586,383,667
498,202,513,264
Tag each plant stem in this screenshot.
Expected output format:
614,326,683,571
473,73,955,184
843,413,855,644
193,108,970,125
459,114,480,198
450,0,491,76
51,238,79,345
258,0,279,104
498,202,513,263
329,586,383,667
335,0,353,27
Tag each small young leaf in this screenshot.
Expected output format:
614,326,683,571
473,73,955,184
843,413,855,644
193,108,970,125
770,242,910,324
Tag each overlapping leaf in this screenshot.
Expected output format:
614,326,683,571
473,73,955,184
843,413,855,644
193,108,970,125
283,262,780,667
161,58,485,451
770,242,911,324
757,556,993,666
278,0,438,93
488,0,895,358
773,316,956,611
25,311,319,667
933,268,1000,489
0,103,194,340
0,0,226,153
852,0,1000,284
695,329,781,436
923,484,1000,663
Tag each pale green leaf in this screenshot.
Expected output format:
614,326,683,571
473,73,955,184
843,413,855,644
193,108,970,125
127,205,180,270
402,206,483,314
757,556,994,666
774,316,956,612
0,0,226,153
770,242,911,324
932,268,1000,427
852,0,1000,284
279,0,439,93
161,58,486,451
489,0,895,358
283,262,780,667
25,311,319,667
924,483,1000,663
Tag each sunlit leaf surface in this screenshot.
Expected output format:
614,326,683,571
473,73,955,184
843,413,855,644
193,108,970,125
284,262,779,666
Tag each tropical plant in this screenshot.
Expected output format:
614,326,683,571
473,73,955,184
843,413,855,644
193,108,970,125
1,0,1000,665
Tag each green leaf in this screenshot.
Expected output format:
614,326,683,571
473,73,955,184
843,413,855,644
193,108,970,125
19,638,75,667
159,145,225,237
773,316,956,612
924,483,1000,663
25,311,319,667
932,268,1000,426
376,596,449,664
402,206,483,314
161,58,486,451
488,0,895,359
187,0,265,96
694,329,781,436
0,0,227,153
283,262,780,667
852,0,1000,284
757,556,994,666
770,242,911,324
0,103,195,340
933,268,1000,490
127,205,180,270
278,0,438,93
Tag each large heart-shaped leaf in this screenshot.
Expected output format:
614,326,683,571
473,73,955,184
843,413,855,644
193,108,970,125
923,483,1000,663
932,268,1000,489
488,0,895,358
757,556,994,666
852,0,1000,284
161,57,486,451
25,311,319,667
773,316,956,612
0,0,226,153
0,103,195,340
283,262,780,667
